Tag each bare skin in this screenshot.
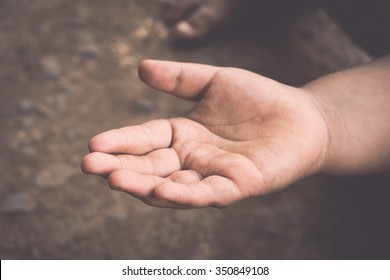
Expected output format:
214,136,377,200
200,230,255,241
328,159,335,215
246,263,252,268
303,55,390,175
161,0,239,40
81,56,390,209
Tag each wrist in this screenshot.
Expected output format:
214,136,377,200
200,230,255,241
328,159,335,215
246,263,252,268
299,88,335,175
301,58,390,175
303,88,348,175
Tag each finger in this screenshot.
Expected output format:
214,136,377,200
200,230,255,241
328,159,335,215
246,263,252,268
168,170,203,184
108,169,167,198
81,152,114,175
82,148,181,177
139,196,191,209
138,60,219,101
174,2,224,40
89,119,172,155
109,169,191,209
181,143,266,196
153,175,243,208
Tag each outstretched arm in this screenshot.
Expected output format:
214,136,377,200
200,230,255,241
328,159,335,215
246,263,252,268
82,56,390,209
304,55,390,175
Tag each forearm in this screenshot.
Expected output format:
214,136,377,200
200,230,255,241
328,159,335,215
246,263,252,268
303,55,390,175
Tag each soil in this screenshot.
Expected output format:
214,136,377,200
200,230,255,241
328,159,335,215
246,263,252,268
1,0,390,259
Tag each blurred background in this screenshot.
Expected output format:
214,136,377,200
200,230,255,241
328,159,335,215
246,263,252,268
0,0,389,259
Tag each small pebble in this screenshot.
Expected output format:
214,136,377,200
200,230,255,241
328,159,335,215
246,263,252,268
41,55,62,78
78,42,101,58
58,79,79,94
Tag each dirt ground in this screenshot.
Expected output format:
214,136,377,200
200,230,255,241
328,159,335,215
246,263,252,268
1,0,390,259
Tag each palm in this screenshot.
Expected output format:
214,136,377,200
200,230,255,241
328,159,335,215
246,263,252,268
82,61,327,208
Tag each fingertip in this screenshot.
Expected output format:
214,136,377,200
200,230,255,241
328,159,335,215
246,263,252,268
138,59,172,92
152,182,172,201
88,134,100,152
138,59,158,80
81,153,93,174
139,59,219,100
88,131,114,153
80,155,90,174
138,59,156,75
82,152,119,175
108,169,127,191
108,169,159,198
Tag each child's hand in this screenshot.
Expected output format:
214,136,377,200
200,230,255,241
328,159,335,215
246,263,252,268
82,60,329,208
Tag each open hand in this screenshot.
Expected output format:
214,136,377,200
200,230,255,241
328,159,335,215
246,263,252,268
82,60,328,208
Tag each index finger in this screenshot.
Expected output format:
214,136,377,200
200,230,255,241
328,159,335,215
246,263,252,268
89,119,173,155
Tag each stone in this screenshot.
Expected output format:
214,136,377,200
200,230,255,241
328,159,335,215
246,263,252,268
41,55,62,78
2,192,36,213
78,42,101,58
58,78,79,94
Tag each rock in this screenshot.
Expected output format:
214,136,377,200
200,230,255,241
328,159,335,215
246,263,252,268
2,192,36,213
41,55,62,78
78,42,101,58
35,163,79,188
74,30,101,58
58,78,79,94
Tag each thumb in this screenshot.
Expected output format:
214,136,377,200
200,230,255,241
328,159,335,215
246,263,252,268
138,60,220,101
